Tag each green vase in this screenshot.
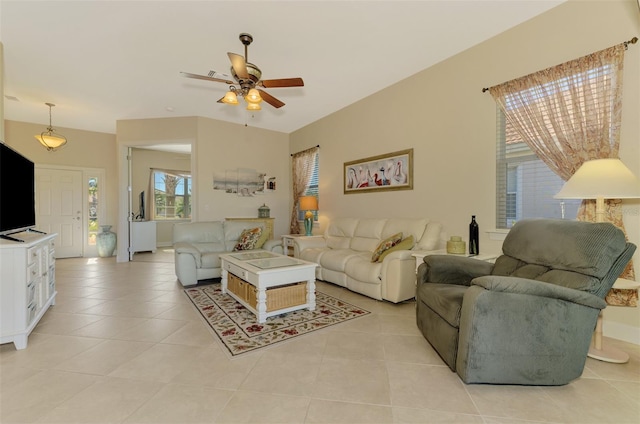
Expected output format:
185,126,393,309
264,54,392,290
97,225,116,257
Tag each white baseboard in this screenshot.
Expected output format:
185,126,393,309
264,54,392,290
157,242,173,248
603,320,640,345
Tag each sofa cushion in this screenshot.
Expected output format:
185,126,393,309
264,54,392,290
345,253,383,284
382,218,427,241
201,252,222,269
376,235,415,263
234,227,263,251
350,219,386,252
371,232,403,262
417,222,442,250
325,218,358,249
320,249,360,272
173,221,225,244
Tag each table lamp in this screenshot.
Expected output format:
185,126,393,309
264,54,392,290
299,196,318,236
555,158,640,363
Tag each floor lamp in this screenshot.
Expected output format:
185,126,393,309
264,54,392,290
555,158,640,363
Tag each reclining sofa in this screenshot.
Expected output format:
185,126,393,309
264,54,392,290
173,220,283,286
294,218,442,303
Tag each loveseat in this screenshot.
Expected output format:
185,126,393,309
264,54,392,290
294,218,442,303
173,220,283,286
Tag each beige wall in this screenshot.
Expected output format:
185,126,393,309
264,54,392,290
290,0,640,343
4,120,118,238
116,116,290,259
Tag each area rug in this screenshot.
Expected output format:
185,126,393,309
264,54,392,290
184,283,370,357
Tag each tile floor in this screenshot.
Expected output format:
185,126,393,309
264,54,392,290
1,248,639,423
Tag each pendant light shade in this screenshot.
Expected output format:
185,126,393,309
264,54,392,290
34,103,67,151
246,102,261,111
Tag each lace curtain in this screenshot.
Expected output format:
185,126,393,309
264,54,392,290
290,146,319,234
488,43,634,279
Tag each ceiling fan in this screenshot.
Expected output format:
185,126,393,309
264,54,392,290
181,33,304,110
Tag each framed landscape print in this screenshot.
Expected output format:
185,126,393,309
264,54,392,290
344,148,413,194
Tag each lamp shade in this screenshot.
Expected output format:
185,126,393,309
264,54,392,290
555,158,640,200
35,133,67,150
222,91,239,105
299,195,318,211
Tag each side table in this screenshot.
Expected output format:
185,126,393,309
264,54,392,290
412,249,499,272
281,234,322,257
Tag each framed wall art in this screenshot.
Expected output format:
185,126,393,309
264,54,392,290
344,148,413,194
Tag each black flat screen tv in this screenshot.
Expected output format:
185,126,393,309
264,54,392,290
0,143,36,236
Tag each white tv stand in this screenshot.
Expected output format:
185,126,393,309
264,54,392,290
0,231,57,349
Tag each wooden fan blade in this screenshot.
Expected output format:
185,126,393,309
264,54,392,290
258,89,285,109
228,52,249,79
216,96,225,103
180,72,234,85
260,78,304,88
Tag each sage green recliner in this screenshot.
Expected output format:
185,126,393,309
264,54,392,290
416,219,636,385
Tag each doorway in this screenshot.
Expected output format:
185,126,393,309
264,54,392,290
35,165,106,258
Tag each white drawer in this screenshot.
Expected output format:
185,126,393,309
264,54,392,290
27,280,37,305
225,261,249,280
26,262,38,283
27,246,40,265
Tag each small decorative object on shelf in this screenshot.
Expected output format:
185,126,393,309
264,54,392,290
97,225,116,257
446,236,466,254
258,204,270,218
469,216,479,255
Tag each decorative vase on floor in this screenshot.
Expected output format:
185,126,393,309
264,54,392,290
97,225,116,257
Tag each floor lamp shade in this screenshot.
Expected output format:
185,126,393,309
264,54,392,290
299,196,318,236
555,158,640,223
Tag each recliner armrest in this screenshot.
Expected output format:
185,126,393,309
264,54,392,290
472,275,606,309
418,255,494,287
174,242,202,267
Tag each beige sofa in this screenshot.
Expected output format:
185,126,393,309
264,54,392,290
173,220,283,286
294,218,442,303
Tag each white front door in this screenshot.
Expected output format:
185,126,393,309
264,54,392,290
35,168,83,258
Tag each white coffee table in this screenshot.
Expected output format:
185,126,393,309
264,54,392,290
220,251,318,323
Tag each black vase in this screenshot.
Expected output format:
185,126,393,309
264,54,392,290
469,216,479,255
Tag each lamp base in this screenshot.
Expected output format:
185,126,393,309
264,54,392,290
588,346,629,363
304,217,313,236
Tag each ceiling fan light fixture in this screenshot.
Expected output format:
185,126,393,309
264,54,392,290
246,102,261,111
222,90,239,105
34,103,67,151
245,88,263,104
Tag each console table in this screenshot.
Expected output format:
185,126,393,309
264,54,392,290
0,231,57,350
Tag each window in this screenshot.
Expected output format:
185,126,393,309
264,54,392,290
151,169,191,220
88,177,98,245
496,108,582,229
297,150,319,221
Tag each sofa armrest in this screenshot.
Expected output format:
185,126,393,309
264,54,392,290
262,239,283,254
472,275,606,310
294,236,327,253
417,255,494,287
174,242,202,267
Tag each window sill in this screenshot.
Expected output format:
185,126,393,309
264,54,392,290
487,229,510,241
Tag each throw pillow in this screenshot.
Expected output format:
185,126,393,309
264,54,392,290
234,227,263,251
376,235,415,263
254,227,270,249
371,232,403,263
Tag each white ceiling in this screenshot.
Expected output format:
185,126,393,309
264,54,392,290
2,0,565,137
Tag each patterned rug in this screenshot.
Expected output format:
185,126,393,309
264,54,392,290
184,283,370,357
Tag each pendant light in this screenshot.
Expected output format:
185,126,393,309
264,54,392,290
34,103,67,151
